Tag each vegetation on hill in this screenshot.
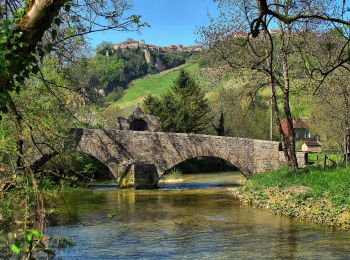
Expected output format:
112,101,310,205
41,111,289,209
89,43,190,94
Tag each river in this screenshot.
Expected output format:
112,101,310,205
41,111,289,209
49,172,350,259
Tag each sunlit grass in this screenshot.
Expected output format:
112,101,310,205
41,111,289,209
116,63,198,106
248,167,350,207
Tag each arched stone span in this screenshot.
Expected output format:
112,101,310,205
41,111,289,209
163,155,250,178
163,156,241,176
68,128,307,188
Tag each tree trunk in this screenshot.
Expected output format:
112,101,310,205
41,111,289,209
281,48,298,168
277,3,298,169
262,23,291,163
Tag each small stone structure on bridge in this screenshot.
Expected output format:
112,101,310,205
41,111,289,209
69,109,307,189
116,106,161,132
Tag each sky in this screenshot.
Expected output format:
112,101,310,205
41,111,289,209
89,0,218,47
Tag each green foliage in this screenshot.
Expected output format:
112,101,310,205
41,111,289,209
143,95,162,115
51,237,76,249
96,41,116,56
143,69,210,133
0,58,77,169
0,7,65,118
81,47,189,99
211,87,270,139
8,229,53,257
104,87,125,103
44,150,113,182
87,55,125,91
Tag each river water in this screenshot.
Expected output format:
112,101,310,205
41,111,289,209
49,172,350,259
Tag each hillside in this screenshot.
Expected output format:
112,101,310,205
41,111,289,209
111,61,312,120
115,63,200,113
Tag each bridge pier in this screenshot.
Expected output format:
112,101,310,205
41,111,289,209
118,163,159,189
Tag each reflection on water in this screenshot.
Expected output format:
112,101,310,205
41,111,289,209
49,172,350,259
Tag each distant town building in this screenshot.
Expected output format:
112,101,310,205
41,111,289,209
112,38,204,53
113,38,139,49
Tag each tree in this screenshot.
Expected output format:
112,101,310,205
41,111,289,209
143,95,162,115
87,55,125,94
211,88,270,139
199,0,350,169
213,111,225,136
0,0,146,114
143,69,210,133
310,68,350,151
96,42,116,56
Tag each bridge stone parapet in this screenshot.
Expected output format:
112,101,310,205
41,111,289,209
69,128,307,189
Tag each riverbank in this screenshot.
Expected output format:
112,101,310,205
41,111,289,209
229,167,350,230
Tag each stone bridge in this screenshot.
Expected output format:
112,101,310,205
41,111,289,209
69,128,307,189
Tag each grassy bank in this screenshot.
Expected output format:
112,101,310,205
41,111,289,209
230,167,350,230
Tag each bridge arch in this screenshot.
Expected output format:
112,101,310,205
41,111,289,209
163,156,237,172
160,155,249,178
43,149,115,181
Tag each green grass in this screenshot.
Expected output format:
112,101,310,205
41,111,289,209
116,63,199,108
308,153,342,165
248,167,350,207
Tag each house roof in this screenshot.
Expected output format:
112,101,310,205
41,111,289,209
303,140,322,147
281,118,309,136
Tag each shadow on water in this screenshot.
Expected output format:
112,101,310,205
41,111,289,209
159,182,240,190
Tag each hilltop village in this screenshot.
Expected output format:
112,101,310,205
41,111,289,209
112,38,204,53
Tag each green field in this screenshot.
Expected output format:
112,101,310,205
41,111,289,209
116,63,199,109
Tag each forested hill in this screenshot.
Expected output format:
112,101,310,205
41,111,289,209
86,42,192,97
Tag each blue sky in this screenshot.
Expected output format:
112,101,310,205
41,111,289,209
89,0,217,47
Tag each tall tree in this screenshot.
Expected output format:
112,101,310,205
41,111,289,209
213,111,226,136
143,69,210,133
